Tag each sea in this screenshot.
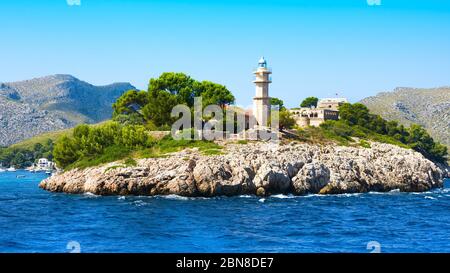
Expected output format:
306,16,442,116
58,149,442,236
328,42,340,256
0,170,449,253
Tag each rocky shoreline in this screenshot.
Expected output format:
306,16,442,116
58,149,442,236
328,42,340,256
39,142,448,197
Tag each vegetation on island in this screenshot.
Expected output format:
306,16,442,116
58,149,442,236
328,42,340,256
112,72,235,128
51,72,234,169
270,97,297,130
293,103,448,163
53,122,221,169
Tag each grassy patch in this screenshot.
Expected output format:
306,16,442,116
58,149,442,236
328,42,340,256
138,136,223,158
124,157,137,167
295,126,347,145
359,139,371,148
368,133,410,148
202,148,224,156
67,145,132,170
10,129,72,150
104,158,137,172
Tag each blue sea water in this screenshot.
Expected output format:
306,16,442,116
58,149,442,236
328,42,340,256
0,170,449,253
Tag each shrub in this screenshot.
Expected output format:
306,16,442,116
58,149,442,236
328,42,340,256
337,103,447,163
54,122,154,169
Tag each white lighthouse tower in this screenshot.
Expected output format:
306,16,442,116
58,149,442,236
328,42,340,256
253,57,272,127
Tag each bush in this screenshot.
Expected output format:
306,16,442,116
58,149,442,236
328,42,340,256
54,122,154,169
68,145,132,170
337,103,447,163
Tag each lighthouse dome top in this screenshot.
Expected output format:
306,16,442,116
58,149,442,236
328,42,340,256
258,57,267,68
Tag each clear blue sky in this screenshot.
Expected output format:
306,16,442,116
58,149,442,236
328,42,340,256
1,0,450,108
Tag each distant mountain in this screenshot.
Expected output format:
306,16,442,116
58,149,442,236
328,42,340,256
360,87,450,147
0,75,135,146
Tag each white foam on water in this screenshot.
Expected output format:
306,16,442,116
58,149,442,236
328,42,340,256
271,194,295,199
83,192,99,198
424,196,437,200
336,192,363,197
161,194,190,201
238,195,253,198
368,191,386,195
133,200,147,206
302,194,321,198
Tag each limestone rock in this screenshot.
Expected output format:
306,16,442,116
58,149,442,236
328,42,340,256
292,163,330,194
39,141,447,197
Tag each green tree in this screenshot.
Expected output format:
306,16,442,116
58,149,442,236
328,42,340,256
300,97,319,108
53,136,79,168
195,81,235,108
141,91,179,127
338,103,371,127
278,109,296,130
148,72,196,106
270,97,285,110
113,72,236,128
405,124,447,161
112,89,149,117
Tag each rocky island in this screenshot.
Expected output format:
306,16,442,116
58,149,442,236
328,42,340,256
39,141,448,197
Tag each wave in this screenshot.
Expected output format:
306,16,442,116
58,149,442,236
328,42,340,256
160,194,190,201
270,194,295,199
336,192,364,197
238,195,253,198
133,200,147,206
302,194,322,198
83,192,100,198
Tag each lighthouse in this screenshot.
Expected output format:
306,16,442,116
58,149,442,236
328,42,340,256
253,57,272,127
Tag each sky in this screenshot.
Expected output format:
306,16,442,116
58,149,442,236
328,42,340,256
1,0,450,108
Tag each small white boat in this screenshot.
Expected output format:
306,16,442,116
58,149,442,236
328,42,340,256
45,171,52,175
7,167,16,172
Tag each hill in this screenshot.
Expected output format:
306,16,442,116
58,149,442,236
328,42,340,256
0,74,135,146
360,87,450,147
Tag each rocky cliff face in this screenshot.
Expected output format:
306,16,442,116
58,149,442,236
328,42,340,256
361,87,450,147
0,75,135,146
39,142,447,197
